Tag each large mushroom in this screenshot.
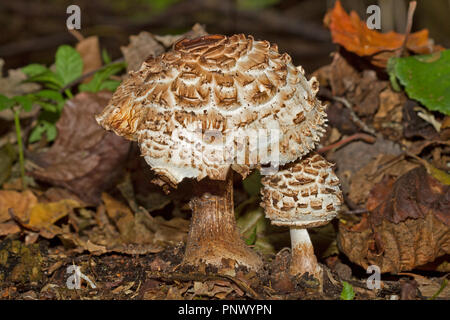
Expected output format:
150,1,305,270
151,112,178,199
261,153,343,279
96,34,327,272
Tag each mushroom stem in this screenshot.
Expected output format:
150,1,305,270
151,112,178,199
183,171,263,271
289,227,322,280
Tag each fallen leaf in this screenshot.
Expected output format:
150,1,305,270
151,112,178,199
348,154,418,205
403,100,440,140
30,91,130,205
121,24,208,72
154,23,208,48
26,199,83,230
339,166,450,273
75,36,102,83
0,190,37,224
121,32,165,72
325,1,441,67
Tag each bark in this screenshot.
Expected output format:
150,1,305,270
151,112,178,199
183,171,263,271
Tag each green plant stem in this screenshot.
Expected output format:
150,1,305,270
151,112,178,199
13,108,27,189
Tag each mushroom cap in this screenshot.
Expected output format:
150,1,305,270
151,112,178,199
96,34,327,186
261,153,343,228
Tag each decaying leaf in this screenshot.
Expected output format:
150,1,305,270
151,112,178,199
329,138,403,197
326,52,387,117
154,23,207,48
30,91,130,205
75,36,102,83
0,190,37,224
373,87,405,140
0,189,84,238
121,24,208,72
121,31,165,72
339,166,450,273
348,154,418,205
73,193,189,255
325,1,441,67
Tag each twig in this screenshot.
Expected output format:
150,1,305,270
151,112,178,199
146,271,262,299
319,88,377,136
398,1,417,57
317,133,376,153
68,29,84,42
332,96,377,136
8,208,39,232
341,208,369,215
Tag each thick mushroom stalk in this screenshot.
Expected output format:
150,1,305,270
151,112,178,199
261,153,343,280
184,171,262,270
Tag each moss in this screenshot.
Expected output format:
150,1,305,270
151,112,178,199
0,240,43,284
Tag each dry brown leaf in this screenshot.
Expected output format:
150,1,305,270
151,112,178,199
0,221,20,236
121,24,208,73
75,36,102,83
0,190,37,223
121,32,165,72
348,154,418,205
339,167,450,273
154,23,208,48
30,92,130,205
325,1,441,67
26,199,83,230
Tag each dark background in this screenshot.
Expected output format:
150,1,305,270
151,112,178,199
1,0,450,72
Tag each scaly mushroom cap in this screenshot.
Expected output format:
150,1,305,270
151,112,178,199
261,153,343,228
96,34,327,186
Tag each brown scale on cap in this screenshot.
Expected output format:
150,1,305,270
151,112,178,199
261,153,343,228
96,34,327,187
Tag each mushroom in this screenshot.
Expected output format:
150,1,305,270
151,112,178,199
261,153,343,279
96,34,327,272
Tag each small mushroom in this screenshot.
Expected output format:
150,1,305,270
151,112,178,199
261,153,343,279
96,34,327,272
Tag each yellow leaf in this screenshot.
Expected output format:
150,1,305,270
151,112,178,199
27,199,82,229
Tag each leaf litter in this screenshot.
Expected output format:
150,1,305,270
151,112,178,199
0,12,449,300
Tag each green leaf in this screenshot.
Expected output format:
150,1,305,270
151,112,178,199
242,170,262,197
244,226,257,245
98,79,121,91
79,62,125,93
102,48,112,64
340,281,355,300
26,70,63,90
387,57,401,92
35,90,65,102
55,45,83,86
22,64,49,77
13,95,33,112
390,50,450,115
0,94,15,110
29,121,57,143
35,101,58,113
